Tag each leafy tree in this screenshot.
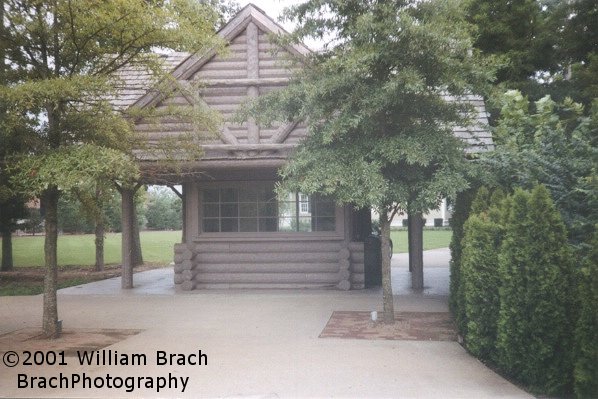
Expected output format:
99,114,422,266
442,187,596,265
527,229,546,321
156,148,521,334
57,194,94,234
145,186,182,230
1,0,219,338
246,0,495,322
21,207,43,235
464,0,556,86
484,91,598,247
74,185,116,271
497,185,576,395
0,0,32,271
574,229,598,398
466,0,597,109
0,196,27,271
207,0,241,29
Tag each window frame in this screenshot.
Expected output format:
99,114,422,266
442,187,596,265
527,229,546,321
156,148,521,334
198,181,343,237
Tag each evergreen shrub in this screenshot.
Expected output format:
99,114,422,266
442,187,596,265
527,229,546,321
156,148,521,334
574,230,598,398
497,185,575,395
461,187,504,361
449,186,479,335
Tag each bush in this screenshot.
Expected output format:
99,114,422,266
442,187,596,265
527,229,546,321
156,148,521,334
449,186,479,334
461,188,504,361
497,186,575,395
574,230,598,398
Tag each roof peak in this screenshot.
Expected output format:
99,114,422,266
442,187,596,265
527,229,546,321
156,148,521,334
130,4,310,109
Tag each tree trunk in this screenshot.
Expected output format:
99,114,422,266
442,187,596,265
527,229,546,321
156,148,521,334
42,186,60,338
380,213,395,323
1,224,13,271
0,3,10,273
407,216,413,272
94,220,104,272
132,209,143,266
408,211,424,290
121,188,134,289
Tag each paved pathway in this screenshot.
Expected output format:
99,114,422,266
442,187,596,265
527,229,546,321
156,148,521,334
0,249,532,398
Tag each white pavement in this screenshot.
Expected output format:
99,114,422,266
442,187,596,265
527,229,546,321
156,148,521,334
0,249,532,398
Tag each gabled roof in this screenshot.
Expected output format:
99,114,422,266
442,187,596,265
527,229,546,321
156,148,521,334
110,52,190,112
129,3,309,110
172,3,310,79
111,4,492,156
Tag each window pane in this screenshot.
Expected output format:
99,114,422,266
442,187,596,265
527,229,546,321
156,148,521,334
203,189,219,202
201,184,336,235
203,204,219,218
278,217,295,232
299,193,311,214
257,184,276,202
315,201,335,217
203,218,219,232
278,201,295,218
240,218,258,232
221,188,238,202
239,203,258,217
258,201,277,217
259,218,277,232
315,217,335,231
221,204,238,217
240,187,258,201
299,201,310,214
221,218,238,232
298,217,312,232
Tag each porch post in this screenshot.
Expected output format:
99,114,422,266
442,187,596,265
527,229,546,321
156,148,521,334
182,188,186,243
185,183,199,243
408,211,424,290
121,187,134,289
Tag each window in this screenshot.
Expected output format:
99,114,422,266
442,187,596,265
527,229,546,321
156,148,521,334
201,183,336,233
299,193,310,214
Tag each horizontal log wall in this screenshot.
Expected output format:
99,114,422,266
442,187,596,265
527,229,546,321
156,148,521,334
173,239,365,290
349,241,365,289
134,20,310,154
258,30,295,79
193,33,248,80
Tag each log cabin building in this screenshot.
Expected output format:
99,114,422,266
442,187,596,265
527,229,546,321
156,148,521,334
115,4,491,291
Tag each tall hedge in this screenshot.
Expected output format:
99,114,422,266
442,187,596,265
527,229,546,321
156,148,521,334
449,186,478,335
461,213,502,361
574,230,598,398
460,188,505,362
497,185,575,395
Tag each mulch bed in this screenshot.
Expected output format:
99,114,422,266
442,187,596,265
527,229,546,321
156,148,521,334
319,311,457,341
0,328,142,355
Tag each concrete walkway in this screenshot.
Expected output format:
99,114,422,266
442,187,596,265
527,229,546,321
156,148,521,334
0,249,532,398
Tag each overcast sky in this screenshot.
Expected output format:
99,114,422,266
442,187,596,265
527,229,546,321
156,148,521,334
236,0,301,29
236,0,324,50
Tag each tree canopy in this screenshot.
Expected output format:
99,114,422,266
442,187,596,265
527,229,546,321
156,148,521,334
0,0,220,337
483,91,598,247
466,0,598,108
246,0,496,322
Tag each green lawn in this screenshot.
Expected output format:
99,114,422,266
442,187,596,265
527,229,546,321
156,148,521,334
0,229,451,268
1,230,182,268
390,229,452,253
